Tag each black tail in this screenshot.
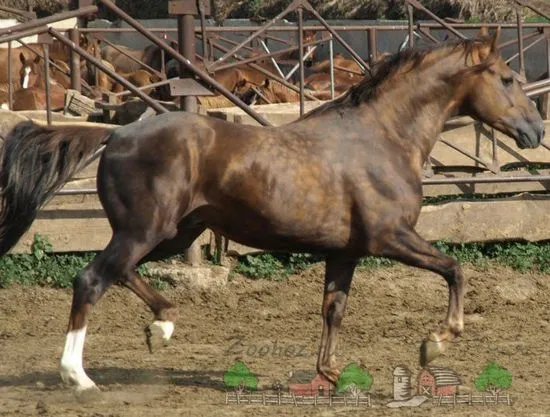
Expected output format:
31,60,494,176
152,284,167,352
0,121,114,255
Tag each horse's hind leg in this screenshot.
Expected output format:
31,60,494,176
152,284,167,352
316,256,358,383
379,226,465,366
60,233,171,392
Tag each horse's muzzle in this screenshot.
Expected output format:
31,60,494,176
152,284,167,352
515,118,545,149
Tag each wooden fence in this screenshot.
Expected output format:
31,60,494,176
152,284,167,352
434,393,512,406
225,392,372,407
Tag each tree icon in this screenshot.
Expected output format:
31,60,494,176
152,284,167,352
336,362,373,397
223,361,258,393
474,362,512,395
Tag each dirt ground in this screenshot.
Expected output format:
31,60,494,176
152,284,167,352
0,261,549,417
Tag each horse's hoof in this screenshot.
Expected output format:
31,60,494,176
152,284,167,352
75,384,101,402
145,320,174,353
419,334,449,367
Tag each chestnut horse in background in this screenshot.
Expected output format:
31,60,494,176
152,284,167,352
0,31,544,394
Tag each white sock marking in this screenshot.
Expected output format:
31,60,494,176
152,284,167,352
151,320,174,341
60,326,97,390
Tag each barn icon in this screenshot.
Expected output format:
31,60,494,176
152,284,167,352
417,366,461,396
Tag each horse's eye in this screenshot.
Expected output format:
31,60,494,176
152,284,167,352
501,76,514,87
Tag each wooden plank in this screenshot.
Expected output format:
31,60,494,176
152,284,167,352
11,193,550,254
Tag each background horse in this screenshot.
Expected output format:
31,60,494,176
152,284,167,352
0,30,544,394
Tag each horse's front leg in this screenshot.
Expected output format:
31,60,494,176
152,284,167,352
379,226,465,366
316,256,358,383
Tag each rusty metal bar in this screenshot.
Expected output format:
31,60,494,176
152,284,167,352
298,7,305,116
49,28,169,114
7,41,13,110
439,138,498,173
211,37,324,73
96,0,271,126
526,84,550,97
407,4,415,48
43,44,52,126
208,33,256,53
417,26,440,44
0,5,36,20
422,175,550,185
69,28,81,93
259,40,285,79
261,33,292,46
93,34,164,79
198,0,208,60
329,36,335,99
406,0,468,40
367,28,377,65
524,77,550,91
516,6,526,78
179,13,197,113
0,6,97,37
209,39,320,101
0,25,49,44
512,0,550,22
55,173,550,195
505,33,545,65
498,30,540,50
301,2,370,72
213,0,299,67
76,23,550,34
114,77,175,98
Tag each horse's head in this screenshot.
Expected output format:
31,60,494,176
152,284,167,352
19,53,41,89
459,29,544,149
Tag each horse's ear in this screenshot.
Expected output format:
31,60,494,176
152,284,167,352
490,26,501,52
19,52,25,64
34,54,41,64
477,26,489,38
235,79,247,88
262,78,270,88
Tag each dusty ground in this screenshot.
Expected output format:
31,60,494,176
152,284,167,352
0,261,549,417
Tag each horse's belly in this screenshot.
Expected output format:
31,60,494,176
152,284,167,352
198,204,353,253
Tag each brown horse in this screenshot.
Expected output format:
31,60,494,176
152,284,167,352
14,53,66,111
0,31,544,393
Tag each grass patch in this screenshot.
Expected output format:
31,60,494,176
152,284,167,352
2,235,550,287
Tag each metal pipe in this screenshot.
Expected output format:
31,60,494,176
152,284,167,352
329,35,335,99
259,40,285,79
439,138,497,173
211,37,324,73
407,4,414,48
298,7,305,117
97,0,271,126
422,175,550,185
94,35,164,79
43,44,52,126
213,1,299,67
209,39,320,101
7,41,13,110
284,45,317,80
179,13,197,112
49,28,169,114
198,0,208,60
505,34,545,65
114,77,175,97
367,28,377,65
516,6,526,78
512,0,550,22
406,0,468,40
0,6,97,37
69,28,81,93
76,23,550,34
526,85,550,98
498,30,539,50
301,3,371,72
0,25,50,44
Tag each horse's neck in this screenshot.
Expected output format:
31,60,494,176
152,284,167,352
367,58,467,161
